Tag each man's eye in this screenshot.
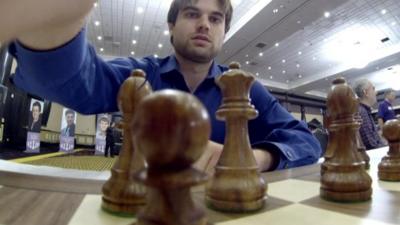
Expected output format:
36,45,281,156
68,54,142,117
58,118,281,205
186,12,199,18
210,16,222,23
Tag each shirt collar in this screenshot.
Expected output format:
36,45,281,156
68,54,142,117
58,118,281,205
159,55,226,79
360,102,372,112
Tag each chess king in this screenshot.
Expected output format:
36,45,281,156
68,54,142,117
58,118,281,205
3,0,321,173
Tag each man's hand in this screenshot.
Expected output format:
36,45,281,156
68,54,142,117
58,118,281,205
0,0,95,49
194,141,277,176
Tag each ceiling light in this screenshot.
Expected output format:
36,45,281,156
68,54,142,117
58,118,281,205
163,30,169,35
259,52,263,57
269,76,273,79
158,43,163,48
273,9,278,14
97,36,102,41
137,7,144,14
296,64,300,68
282,70,286,74
297,20,301,24
391,22,396,26
134,25,140,31
286,80,289,83
94,2,98,7
282,59,286,63
100,48,104,52
246,61,249,65
132,40,137,44
268,66,272,70
298,74,302,78
256,73,259,76
275,42,279,47
298,51,302,55
94,21,100,26
381,9,387,15
154,54,159,58
324,12,330,18
130,51,135,55
245,54,249,58
313,56,317,61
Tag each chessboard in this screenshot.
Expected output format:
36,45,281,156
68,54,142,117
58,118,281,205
0,147,398,225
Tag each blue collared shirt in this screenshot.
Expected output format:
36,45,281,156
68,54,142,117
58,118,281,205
9,29,321,170
378,100,396,122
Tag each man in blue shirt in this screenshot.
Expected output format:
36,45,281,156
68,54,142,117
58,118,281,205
2,0,321,172
378,89,397,130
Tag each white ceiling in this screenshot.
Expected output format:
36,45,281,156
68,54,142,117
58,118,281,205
87,0,400,99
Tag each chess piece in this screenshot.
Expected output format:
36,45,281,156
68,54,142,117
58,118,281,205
102,70,152,215
355,114,370,169
132,90,212,225
320,77,372,202
378,119,400,181
205,62,266,212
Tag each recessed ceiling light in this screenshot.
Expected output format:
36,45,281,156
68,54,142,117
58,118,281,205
269,75,273,79
94,21,100,26
134,25,140,31
298,74,302,78
163,30,169,35
297,20,301,24
298,51,302,55
323,38,328,42
282,70,286,74
137,7,144,14
259,52,263,57
130,51,135,55
256,73,259,76
324,12,330,18
246,61,249,65
275,42,279,47
286,80,290,83
381,9,387,15
132,40,137,44
154,54,159,58
268,66,272,70
273,9,279,14
245,54,249,57
94,2,98,7
158,43,163,48
296,64,300,68
391,22,397,26
100,48,104,52
282,59,286,63
97,36,102,41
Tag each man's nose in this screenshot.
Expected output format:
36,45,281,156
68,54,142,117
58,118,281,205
197,15,210,32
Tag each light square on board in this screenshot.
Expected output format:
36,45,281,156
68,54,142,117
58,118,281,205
267,179,320,203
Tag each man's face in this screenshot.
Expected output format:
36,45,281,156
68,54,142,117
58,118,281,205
32,105,40,121
387,91,396,102
169,0,226,63
100,120,109,132
66,113,75,126
365,82,377,106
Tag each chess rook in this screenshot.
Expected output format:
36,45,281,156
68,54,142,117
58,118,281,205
378,119,400,181
320,77,372,202
206,62,266,212
102,69,152,215
132,90,212,225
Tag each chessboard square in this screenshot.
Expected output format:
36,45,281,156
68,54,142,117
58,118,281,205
267,179,320,202
376,180,400,192
301,188,400,225
68,195,136,225
216,204,394,225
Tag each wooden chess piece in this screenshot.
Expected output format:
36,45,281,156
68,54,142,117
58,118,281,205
205,62,266,212
102,69,152,215
355,114,370,169
320,77,372,202
132,90,212,225
378,119,400,181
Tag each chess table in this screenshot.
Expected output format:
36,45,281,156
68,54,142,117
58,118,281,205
0,147,398,225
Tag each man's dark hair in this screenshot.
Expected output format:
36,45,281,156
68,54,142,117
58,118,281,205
167,0,233,33
65,109,75,116
32,101,41,112
99,116,109,123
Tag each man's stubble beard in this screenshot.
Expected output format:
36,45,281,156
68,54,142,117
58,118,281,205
173,37,220,64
